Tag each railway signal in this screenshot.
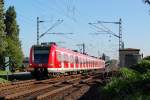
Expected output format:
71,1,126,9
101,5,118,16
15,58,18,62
5,57,10,80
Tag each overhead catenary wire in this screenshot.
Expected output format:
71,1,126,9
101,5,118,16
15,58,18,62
40,19,64,38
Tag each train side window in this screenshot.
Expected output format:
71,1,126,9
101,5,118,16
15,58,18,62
68,54,70,62
64,54,67,61
79,57,81,64
83,58,85,64
70,55,73,63
80,58,82,64
75,56,78,63
82,58,84,64
78,57,80,64
57,52,61,62
81,58,83,64
61,53,64,62
73,56,75,63
93,61,94,67
85,59,87,66
66,54,68,62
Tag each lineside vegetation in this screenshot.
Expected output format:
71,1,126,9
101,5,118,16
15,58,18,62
101,57,150,100
0,0,23,71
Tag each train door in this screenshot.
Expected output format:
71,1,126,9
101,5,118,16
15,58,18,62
56,51,62,68
61,53,64,71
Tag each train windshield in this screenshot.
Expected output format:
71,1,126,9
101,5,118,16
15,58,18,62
33,46,50,64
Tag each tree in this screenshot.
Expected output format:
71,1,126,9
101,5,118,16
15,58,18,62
144,0,150,5
5,6,24,69
143,56,150,61
0,0,7,68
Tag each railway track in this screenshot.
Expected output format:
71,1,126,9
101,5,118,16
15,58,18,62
0,72,109,100
0,72,102,100
35,74,102,100
0,74,82,100
0,79,36,91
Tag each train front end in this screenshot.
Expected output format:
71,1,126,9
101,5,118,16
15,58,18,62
29,45,50,78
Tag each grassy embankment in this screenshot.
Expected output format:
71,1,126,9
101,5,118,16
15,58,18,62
0,70,12,83
101,60,150,100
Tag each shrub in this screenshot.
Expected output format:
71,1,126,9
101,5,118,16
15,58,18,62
143,56,150,61
101,60,150,100
130,60,150,74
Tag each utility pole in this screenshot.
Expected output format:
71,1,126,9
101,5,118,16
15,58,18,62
76,43,86,54
83,43,85,54
119,18,123,49
37,17,39,45
37,17,44,45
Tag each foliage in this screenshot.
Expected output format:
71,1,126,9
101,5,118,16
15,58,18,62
0,70,11,75
130,60,150,74
144,0,150,5
0,0,7,67
143,56,150,61
4,6,24,69
0,77,10,83
101,60,150,100
6,37,23,69
0,3,24,70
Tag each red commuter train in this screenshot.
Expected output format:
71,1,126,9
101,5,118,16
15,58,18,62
29,42,105,78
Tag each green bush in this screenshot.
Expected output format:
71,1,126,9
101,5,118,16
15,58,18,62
120,67,141,81
130,60,150,74
143,56,150,61
101,60,150,100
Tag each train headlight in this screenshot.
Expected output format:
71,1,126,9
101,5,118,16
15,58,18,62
48,64,53,66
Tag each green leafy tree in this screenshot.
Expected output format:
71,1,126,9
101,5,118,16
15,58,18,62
5,6,24,70
0,0,7,68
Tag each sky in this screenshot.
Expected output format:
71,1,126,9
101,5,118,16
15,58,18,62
4,0,150,59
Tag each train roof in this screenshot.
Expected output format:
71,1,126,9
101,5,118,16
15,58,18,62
55,45,101,60
32,42,103,61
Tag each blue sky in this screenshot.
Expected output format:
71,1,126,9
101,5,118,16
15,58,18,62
5,0,150,59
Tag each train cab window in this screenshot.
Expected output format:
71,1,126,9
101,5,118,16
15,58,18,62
33,46,49,64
